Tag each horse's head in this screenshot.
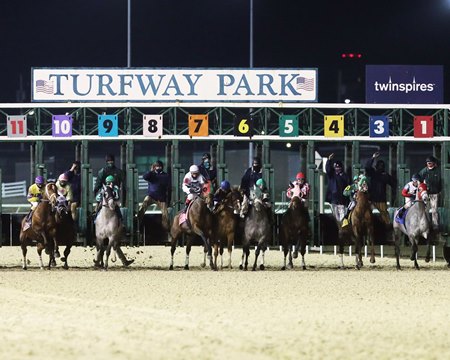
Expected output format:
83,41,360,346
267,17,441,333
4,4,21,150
417,182,429,203
43,182,58,208
289,196,302,210
225,187,243,215
239,194,249,218
103,186,116,210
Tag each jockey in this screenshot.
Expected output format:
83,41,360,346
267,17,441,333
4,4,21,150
397,174,421,218
213,180,231,209
253,178,271,208
24,175,45,227
287,172,310,206
94,175,122,221
198,153,217,193
182,164,206,212
342,174,368,227
56,173,74,202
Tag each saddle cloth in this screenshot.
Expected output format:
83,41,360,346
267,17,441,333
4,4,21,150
179,212,187,225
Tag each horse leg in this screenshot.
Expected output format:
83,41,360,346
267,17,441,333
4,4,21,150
104,242,112,270
212,243,219,271
259,244,267,271
21,243,28,270
281,246,289,270
410,236,419,270
184,241,191,270
61,245,71,270
369,233,376,264
300,240,307,270
338,244,345,269
169,240,177,270
424,233,431,263
94,242,105,268
394,229,402,270
227,234,234,269
252,246,260,271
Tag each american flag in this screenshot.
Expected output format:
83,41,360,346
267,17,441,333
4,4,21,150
35,79,54,94
296,76,314,91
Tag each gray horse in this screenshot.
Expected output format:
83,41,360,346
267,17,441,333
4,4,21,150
240,197,272,271
94,186,133,270
393,182,430,270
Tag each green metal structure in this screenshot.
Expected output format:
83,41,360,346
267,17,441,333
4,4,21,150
0,102,449,249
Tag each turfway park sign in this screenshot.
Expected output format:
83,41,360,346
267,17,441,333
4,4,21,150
31,68,318,103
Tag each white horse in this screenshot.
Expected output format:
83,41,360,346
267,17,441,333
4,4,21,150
94,186,133,269
393,182,430,270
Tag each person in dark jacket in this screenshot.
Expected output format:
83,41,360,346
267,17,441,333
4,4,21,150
418,155,442,231
240,157,263,198
93,154,125,215
65,160,81,222
198,153,217,193
325,153,350,222
365,152,396,225
137,160,171,230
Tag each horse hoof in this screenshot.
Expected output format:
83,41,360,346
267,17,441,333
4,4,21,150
184,265,189,270
54,251,61,258
51,259,57,267
425,257,431,263
259,264,265,271
302,265,307,270
124,259,134,267
370,258,375,264
292,251,298,259
200,263,206,268
281,266,286,271
252,267,256,271
239,264,243,270
169,265,174,270
63,264,69,270
60,257,66,262
22,266,27,271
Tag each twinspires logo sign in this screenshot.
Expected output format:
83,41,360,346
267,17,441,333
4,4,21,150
32,68,318,103
366,65,443,104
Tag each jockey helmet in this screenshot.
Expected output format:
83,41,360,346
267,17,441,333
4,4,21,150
426,156,437,164
202,153,211,160
296,172,305,180
189,165,199,174
255,178,265,187
220,180,231,191
353,175,359,182
58,173,69,182
105,175,115,184
35,175,44,185
411,174,421,182
105,154,115,162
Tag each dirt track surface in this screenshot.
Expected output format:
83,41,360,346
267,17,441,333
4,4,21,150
0,245,449,360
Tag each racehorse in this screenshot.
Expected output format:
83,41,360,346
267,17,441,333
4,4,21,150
279,196,310,270
339,189,375,269
240,198,272,271
54,195,75,269
393,182,431,270
169,192,214,270
94,186,125,270
212,187,243,269
19,182,59,270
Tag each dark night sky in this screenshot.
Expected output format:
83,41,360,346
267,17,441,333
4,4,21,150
1,0,450,103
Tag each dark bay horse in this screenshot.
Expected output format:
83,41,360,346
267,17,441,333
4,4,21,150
393,182,430,270
94,186,127,270
19,183,59,270
279,197,310,270
169,193,214,270
339,190,375,269
212,187,243,269
54,195,75,269
240,198,272,271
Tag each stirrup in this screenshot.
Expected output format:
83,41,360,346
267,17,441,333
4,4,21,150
342,218,349,227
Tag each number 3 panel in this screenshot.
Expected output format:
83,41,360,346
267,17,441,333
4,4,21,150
143,115,163,137
369,115,389,138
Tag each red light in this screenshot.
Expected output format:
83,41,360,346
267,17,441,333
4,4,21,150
348,53,355,58
357,53,362,58
341,53,347,58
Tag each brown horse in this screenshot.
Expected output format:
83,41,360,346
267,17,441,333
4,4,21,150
279,197,310,270
339,190,375,269
212,187,243,270
169,193,214,270
54,195,75,269
19,183,59,270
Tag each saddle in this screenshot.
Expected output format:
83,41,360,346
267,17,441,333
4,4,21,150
179,201,195,227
